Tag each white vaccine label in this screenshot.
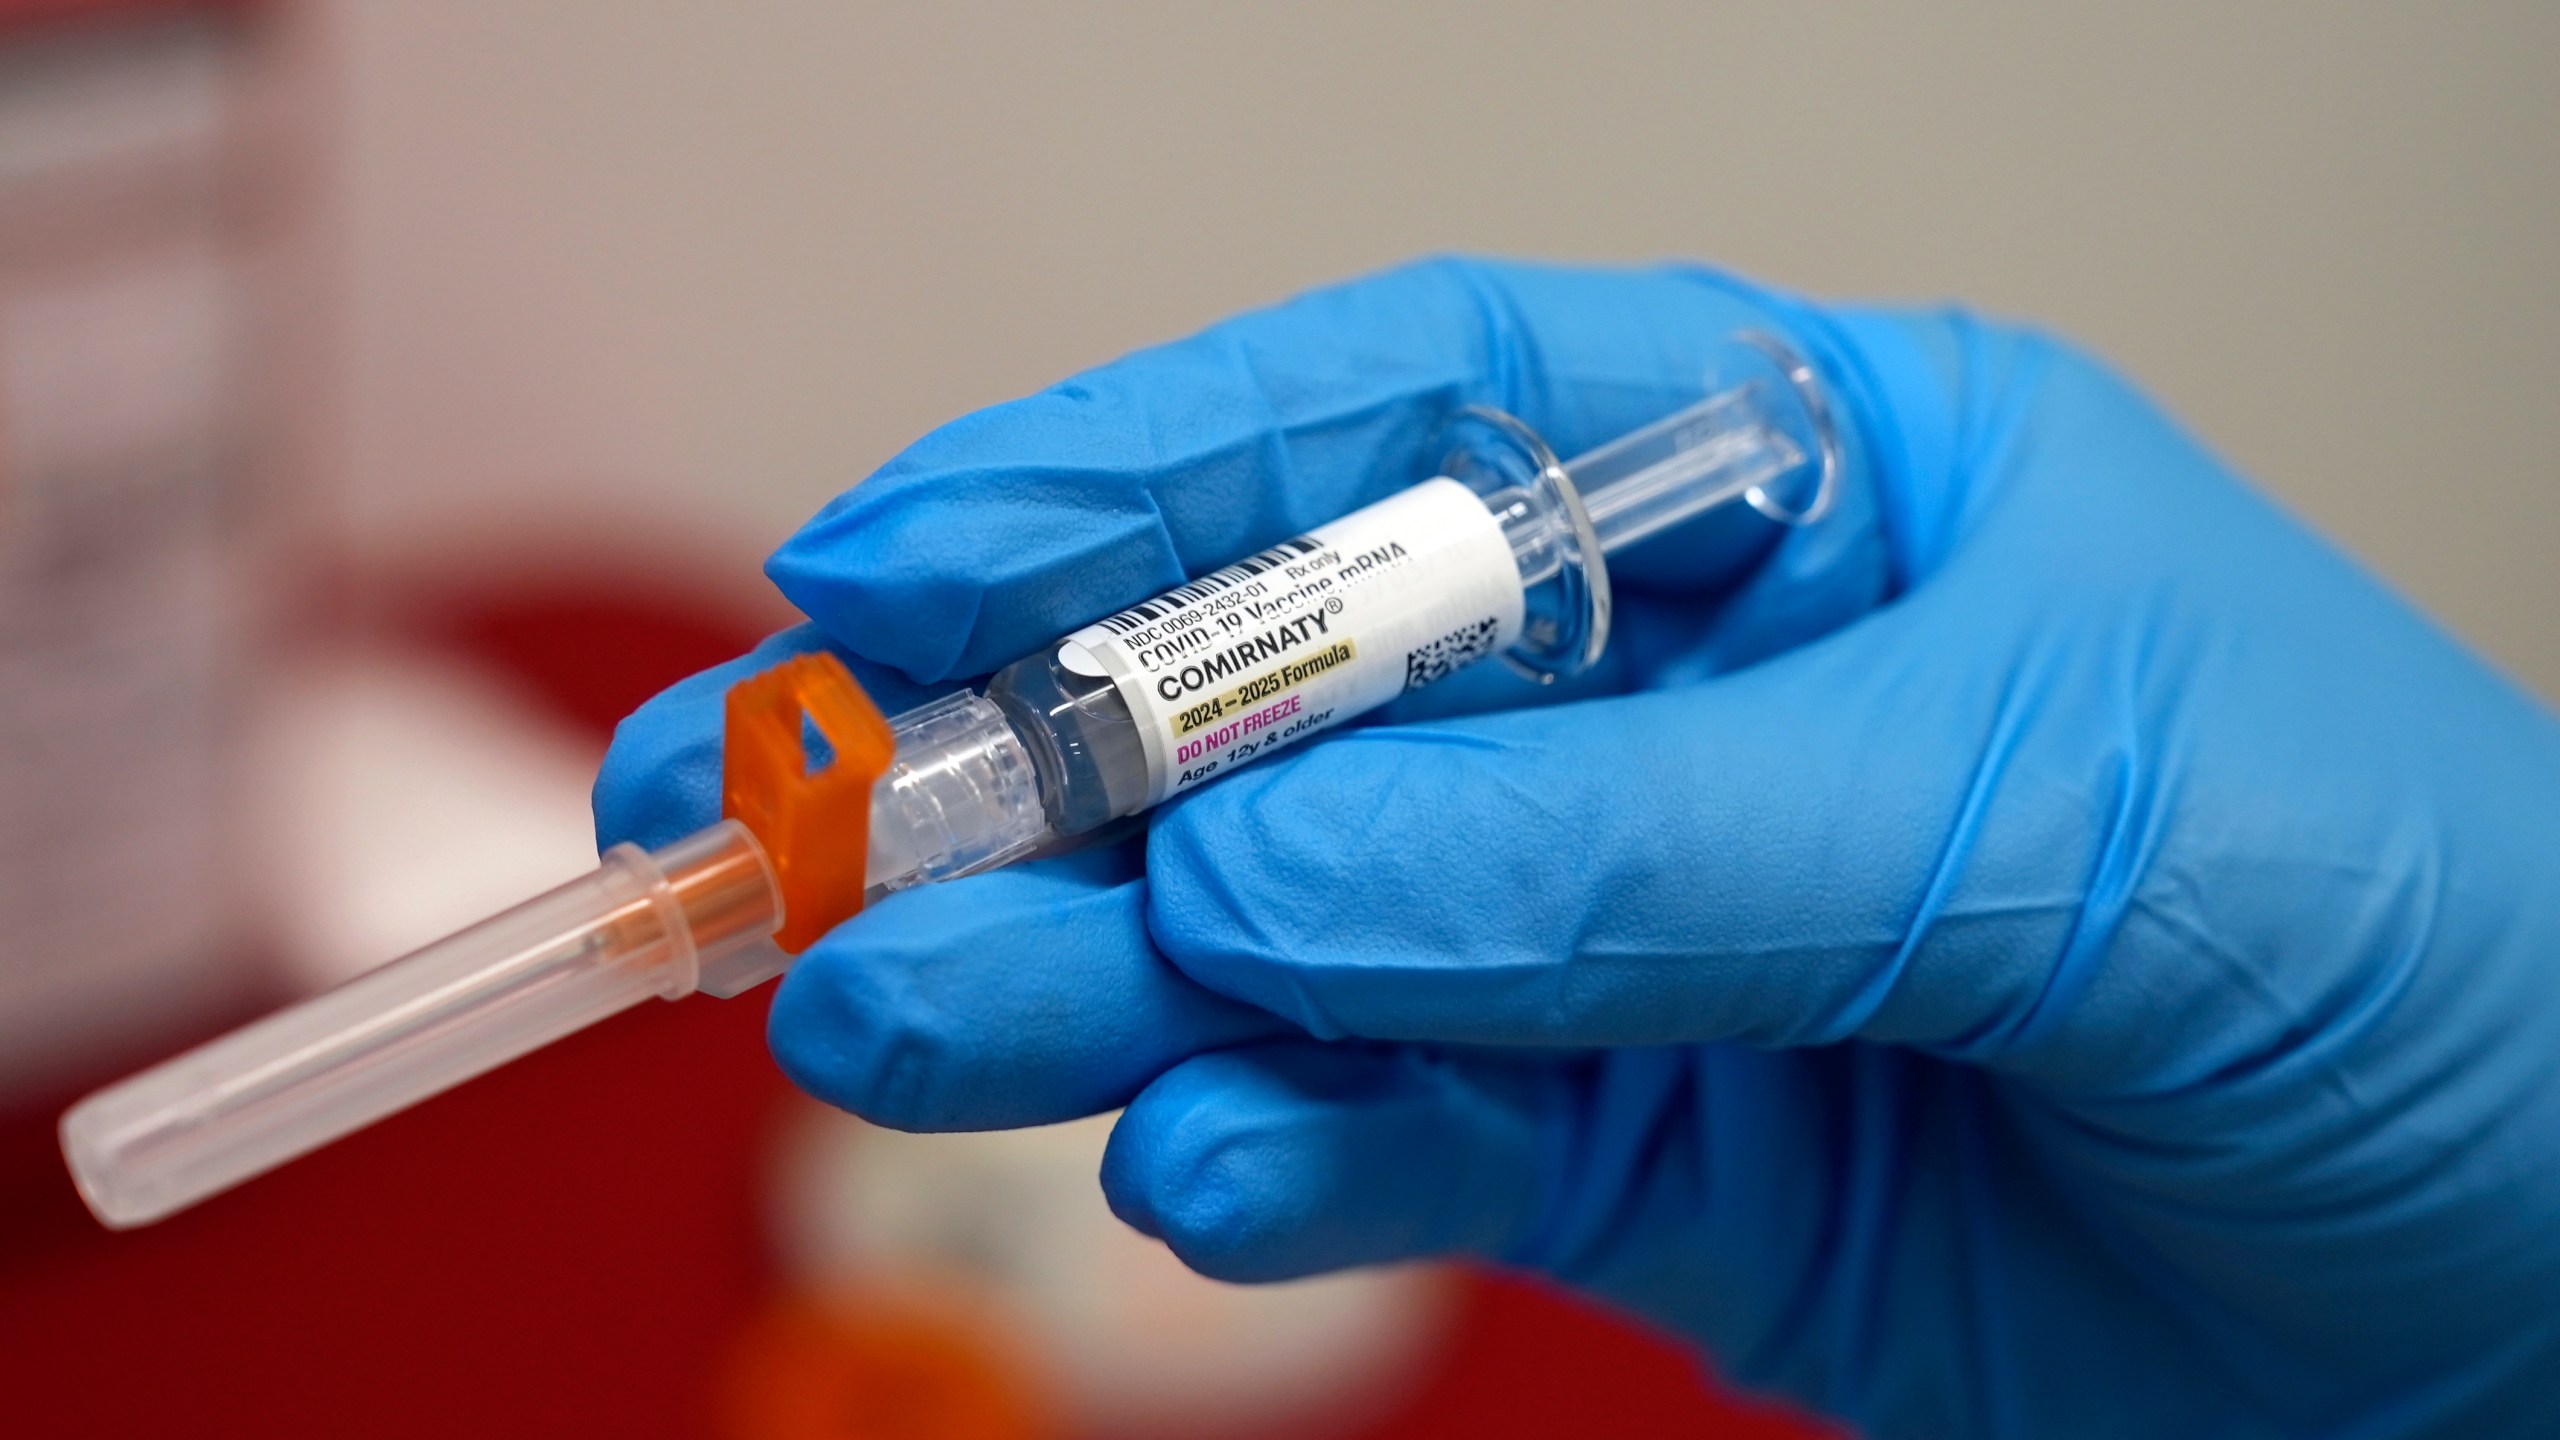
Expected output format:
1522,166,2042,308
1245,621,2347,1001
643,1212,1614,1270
1064,478,1526,805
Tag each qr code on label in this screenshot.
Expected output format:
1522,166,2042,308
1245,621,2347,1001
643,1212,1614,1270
1404,617,1501,691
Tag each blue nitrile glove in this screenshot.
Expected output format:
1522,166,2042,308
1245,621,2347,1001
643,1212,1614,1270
596,258,2560,1437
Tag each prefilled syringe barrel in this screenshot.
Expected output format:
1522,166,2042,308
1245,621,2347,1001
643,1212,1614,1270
62,823,775,1229
874,331,1849,879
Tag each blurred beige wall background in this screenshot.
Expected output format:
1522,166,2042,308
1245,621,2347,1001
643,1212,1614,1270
319,2,2560,693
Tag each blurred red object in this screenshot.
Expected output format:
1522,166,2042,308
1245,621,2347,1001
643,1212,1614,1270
0,572,1829,1439
724,1294,1060,1440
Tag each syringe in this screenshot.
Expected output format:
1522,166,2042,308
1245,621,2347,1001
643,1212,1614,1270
61,331,1846,1229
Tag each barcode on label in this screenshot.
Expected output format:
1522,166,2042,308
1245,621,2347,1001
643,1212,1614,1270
1094,536,1324,636
1403,616,1503,690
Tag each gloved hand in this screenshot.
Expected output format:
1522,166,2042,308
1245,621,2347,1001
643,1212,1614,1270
596,258,2560,1437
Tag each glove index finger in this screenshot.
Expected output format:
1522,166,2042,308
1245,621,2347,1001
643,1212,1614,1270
768,257,1818,683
